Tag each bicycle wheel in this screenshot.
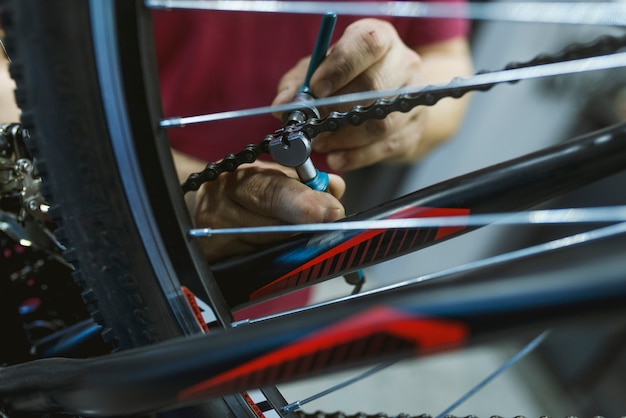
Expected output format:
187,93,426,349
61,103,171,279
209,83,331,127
3,0,625,417
3,0,288,416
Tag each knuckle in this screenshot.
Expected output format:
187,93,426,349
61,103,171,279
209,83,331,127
302,202,325,223
383,135,401,155
287,188,312,219
235,167,278,208
332,54,356,80
406,49,422,68
255,174,284,212
360,71,386,92
293,189,331,223
349,19,392,60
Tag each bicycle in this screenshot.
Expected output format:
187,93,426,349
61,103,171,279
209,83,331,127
0,1,625,417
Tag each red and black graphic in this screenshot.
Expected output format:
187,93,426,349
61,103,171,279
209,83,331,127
250,207,470,300
182,286,210,333
178,306,468,401
243,389,281,418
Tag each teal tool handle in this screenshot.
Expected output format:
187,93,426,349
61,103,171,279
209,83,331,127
299,12,337,95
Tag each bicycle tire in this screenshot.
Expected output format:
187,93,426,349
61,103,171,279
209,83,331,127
4,1,626,417
3,0,289,416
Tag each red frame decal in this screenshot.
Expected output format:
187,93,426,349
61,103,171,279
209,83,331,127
251,206,470,300
178,306,468,401
182,286,210,333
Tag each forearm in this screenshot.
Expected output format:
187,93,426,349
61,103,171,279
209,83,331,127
0,52,21,122
411,37,473,159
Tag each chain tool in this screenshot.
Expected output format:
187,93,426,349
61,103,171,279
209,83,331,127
270,11,337,192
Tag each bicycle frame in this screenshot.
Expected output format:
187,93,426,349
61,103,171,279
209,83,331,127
3,1,626,417
1,225,624,416
213,121,626,308
1,122,625,416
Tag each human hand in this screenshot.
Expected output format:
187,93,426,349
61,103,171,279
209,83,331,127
193,160,345,261
273,18,428,171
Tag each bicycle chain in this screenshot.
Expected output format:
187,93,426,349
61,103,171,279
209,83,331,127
182,140,270,192
181,33,626,193
294,413,615,418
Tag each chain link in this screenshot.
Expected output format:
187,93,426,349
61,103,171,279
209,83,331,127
181,33,626,193
181,138,271,192
294,413,609,418
294,413,428,418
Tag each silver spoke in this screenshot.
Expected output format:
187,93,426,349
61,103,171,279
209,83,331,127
189,205,626,237
435,330,551,418
160,52,626,128
146,1,626,26
281,361,397,413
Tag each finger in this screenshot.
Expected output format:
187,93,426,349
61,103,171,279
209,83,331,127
194,165,346,261
327,173,346,200
312,117,391,153
194,181,288,262
253,159,300,178
312,22,422,128
231,169,345,224
309,19,396,98
195,173,283,234
196,163,343,226
324,111,426,171
246,161,345,204
314,104,418,155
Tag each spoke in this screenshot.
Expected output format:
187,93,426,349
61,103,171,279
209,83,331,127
189,205,626,237
146,1,626,26
160,53,626,128
281,361,397,413
237,221,626,324
435,330,551,418
0,39,11,63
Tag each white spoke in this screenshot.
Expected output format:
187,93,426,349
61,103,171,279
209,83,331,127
146,1,626,26
190,205,626,237
435,330,551,418
160,53,626,128
281,361,397,413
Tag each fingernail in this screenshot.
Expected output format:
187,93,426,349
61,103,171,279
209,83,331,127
314,80,333,98
328,152,346,171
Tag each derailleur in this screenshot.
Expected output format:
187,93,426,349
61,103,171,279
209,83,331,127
0,123,60,253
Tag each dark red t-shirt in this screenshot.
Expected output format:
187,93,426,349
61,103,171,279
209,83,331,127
152,3,469,169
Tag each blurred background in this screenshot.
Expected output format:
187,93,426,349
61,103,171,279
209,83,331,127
279,4,626,416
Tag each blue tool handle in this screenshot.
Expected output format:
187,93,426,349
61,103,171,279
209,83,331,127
304,169,330,192
299,11,337,95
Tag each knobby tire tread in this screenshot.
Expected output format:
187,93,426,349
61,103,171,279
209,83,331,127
2,1,285,417
3,0,177,350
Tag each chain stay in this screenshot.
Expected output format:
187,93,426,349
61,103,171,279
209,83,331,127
182,34,626,192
